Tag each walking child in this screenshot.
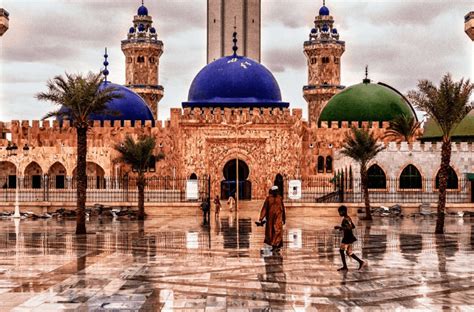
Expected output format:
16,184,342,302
334,205,366,271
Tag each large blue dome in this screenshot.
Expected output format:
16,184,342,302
58,82,153,122
182,55,289,108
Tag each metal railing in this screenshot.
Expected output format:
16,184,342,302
0,176,210,203
284,176,472,204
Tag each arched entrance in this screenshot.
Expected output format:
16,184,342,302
221,159,251,200
274,173,284,197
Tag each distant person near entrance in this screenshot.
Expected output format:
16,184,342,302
227,194,236,211
201,197,211,225
214,195,222,215
257,186,286,253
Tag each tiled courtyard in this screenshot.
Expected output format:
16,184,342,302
0,206,473,311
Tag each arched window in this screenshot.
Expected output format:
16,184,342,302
137,56,145,63
189,173,197,180
317,156,324,173
325,156,333,173
322,57,330,64
310,57,317,65
149,57,155,63
399,165,422,189
435,167,458,189
367,164,386,189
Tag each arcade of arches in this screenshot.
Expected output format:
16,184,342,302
0,161,106,189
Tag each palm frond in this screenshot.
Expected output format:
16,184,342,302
408,73,473,139
36,71,123,127
341,127,384,167
114,135,160,174
384,114,421,142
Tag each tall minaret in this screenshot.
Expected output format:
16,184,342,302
303,1,345,124
121,1,164,119
0,8,9,37
207,0,261,63
466,12,474,41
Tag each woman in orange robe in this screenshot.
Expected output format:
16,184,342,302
258,186,286,252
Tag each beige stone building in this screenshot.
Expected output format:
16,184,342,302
0,2,473,206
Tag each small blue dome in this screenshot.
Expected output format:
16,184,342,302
319,6,330,16
322,24,329,32
183,55,289,109
150,27,156,33
129,27,135,33
332,28,337,33
138,24,145,32
311,28,317,34
137,5,148,16
58,82,153,122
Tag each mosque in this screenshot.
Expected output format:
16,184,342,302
0,1,473,205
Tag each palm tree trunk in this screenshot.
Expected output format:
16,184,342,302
76,127,87,235
361,164,372,220
137,175,145,220
436,139,451,234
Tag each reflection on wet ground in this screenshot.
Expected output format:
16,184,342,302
0,208,473,311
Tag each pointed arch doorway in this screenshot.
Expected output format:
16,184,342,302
221,158,251,200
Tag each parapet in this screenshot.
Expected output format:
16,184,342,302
176,107,303,125
384,141,473,153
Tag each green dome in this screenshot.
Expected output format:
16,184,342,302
319,82,416,122
422,110,474,141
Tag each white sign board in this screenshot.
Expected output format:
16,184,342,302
288,179,302,200
185,180,199,200
288,229,302,249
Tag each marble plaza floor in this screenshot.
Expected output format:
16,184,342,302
0,206,473,311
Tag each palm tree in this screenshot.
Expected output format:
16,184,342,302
384,114,421,143
114,135,164,220
408,73,473,234
341,127,385,220
37,72,121,235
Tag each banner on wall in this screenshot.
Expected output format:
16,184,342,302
288,180,302,200
186,180,199,200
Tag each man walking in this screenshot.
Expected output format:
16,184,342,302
257,186,286,253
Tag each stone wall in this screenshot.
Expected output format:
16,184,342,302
1,108,470,200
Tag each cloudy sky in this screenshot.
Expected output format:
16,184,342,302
0,0,472,122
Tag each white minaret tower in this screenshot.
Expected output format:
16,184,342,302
207,0,261,63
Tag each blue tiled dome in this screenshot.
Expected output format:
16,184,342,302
58,82,153,122
137,5,148,16
182,55,289,108
319,6,330,16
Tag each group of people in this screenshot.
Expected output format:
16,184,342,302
200,194,236,225
202,185,366,271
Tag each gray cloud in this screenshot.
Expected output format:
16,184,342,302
1,0,472,122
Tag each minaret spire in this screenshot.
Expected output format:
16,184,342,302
363,65,371,84
232,16,238,57
103,47,109,83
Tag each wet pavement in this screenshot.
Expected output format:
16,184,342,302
0,206,473,311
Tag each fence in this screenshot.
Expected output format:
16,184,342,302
0,176,211,203
284,176,472,204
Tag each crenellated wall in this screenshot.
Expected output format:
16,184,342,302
0,108,471,200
